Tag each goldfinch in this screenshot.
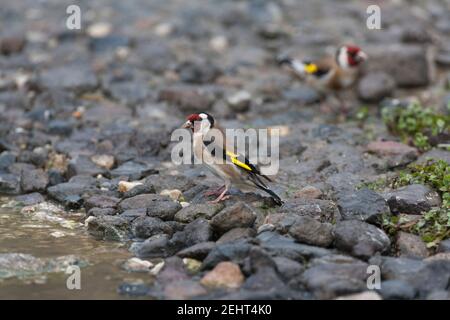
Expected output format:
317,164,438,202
278,45,367,99
182,112,283,206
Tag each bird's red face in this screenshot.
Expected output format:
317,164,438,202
182,113,201,131
345,46,367,67
182,113,214,133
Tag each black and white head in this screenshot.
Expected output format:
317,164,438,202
336,45,368,69
182,112,215,134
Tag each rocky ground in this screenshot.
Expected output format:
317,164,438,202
0,0,450,299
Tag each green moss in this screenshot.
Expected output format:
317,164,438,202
413,208,450,248
380,159,450,248
355,106,369,123
357,177,390,192
391,159,449,209
381,213,400,237
382,102,449,151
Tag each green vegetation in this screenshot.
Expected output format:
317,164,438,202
355,106,369,123
357,177,390,192
382,102,449,151
391,159,449,207
381,159,450,248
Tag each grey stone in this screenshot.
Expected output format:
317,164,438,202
110,161,157,180
47,120,73,136
0,35,25,55
301,256,369,299
334,220,391,259
145,174,196,193
365,44,434,87
119,208,147,219
210,202,257,235
48,169,65,186
122,183,155,199
415,149,450,165
282,87,320,105
174,203,224,223
377,280,416,300
426,290,450,300
396,231,428,259
87,207,116,217
158,86,214,112
288,216,334,247
337,188,390,223
89,35,130,53
258,231,332,262
64,195,84,209
136,42,175,74
374,256,450,297
279,199,340,224
438,239,450,253
14,192,45,206
385,184,441,215
146,200,182,221
201,240,254,270
176,242,216,260
0,173,20,194
67,156,105,178
273,256,305,282
47,180,94,203
217,228,256,244
0,151,16,171
170,218,212,250
131,216,173,239
358,72,395,102
176,60,221,84
130,234,174,258
242,266,290,297
119,194,171,210
86,215,130,241
84,195,120,212
39,63,98,93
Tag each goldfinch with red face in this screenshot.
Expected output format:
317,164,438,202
278,45,367,95
182,112,283,206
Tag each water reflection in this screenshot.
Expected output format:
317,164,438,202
0,199,151,299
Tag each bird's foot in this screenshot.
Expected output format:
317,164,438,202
204,185,225,197
209,187,230,203
209,195,231,203
319,103,334,114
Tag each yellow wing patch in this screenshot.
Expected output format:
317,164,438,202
304,63,318,74
226,151,252,171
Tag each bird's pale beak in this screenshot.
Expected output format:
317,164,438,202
357,51,368,62
182,121,192,129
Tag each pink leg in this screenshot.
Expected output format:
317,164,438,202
204,185,225,196
210,185,230,203
335,94,350,116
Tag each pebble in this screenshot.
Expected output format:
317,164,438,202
227,91,252,113
118,181,143,193
294,186,323,199
90,154,115,169
200,261,245,289
123,257,153,272
160,189,182,201
209,35,228,52
182,258,202,274
150,261,165,276
87,22,112,38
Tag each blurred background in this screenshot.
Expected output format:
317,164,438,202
0,0,449,300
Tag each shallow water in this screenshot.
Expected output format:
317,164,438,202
0,198,151,299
